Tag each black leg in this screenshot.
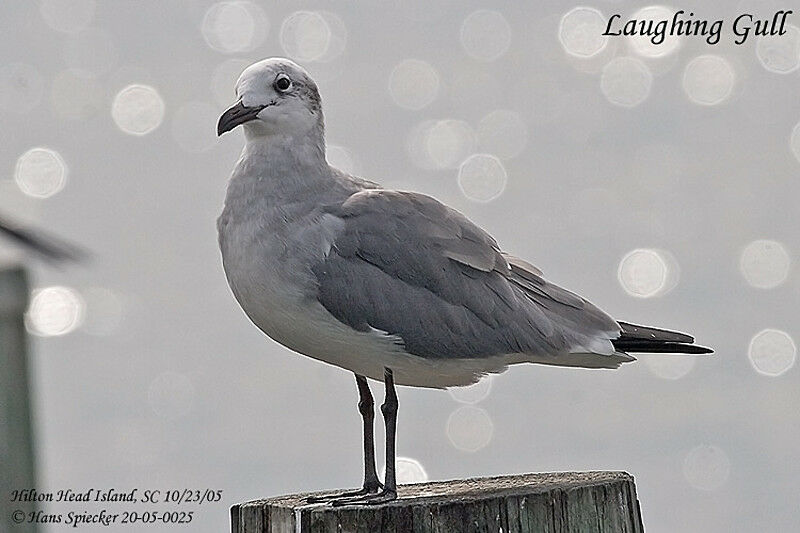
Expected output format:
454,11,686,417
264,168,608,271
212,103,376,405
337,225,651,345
307,374,382,503
379,367,399,498
331,368,398,506
356,374,382,492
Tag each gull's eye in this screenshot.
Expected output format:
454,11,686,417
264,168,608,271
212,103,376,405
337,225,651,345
274,74,292,93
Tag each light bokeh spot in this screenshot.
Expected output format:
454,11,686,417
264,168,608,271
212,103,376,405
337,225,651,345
112,84,166,136
383,457,429,484
477,109,528,160
148,372,195,419
618,248,672,298
446,406,494,452
642,354,696,380
739,239,791,289
683,55,735,106
202,1,268,54
627,6,682,58
14,148,67,199
601,57,653,108
683,445,731,491
460,10,512,62
457,154,508,203
558,7,609,58
39,0,96,34
748,329,796,377
617,249,665,297
448,375,493,404
314,11,348,62
426,119,476,169
756,24,800,74
389,59,439,110
25,286,85,337
279,11,332,62
0,63,44,114
406,120,438,169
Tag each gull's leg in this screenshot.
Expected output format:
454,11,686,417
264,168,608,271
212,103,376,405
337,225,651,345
356,374,383,492
332,368,398,506
377,367,399,500
307,374,382,503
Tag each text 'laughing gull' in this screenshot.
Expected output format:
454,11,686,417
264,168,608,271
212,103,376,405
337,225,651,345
216,58,712,505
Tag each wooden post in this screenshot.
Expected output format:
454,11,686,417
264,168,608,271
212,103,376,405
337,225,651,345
231,471,643,533
0,266,39,532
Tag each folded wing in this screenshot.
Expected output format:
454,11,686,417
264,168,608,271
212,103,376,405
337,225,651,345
312,190,622,362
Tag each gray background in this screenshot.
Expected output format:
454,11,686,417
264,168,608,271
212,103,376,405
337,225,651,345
2,1,798,531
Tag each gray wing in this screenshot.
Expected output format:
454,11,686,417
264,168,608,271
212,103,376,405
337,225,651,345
313,189,620,360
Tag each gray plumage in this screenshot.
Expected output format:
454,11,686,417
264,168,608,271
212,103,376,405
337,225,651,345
313,189,622,361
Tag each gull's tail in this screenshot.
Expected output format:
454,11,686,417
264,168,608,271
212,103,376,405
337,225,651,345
612,321,713,355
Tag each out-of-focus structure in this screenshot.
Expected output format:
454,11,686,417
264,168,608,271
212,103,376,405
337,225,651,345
0,216,83,533
0,266,37,533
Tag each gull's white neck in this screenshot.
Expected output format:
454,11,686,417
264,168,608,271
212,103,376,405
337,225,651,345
227,128,332,209
244,127,325,165
245,125,327,173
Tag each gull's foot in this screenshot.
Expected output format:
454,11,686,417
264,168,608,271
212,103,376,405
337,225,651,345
330,488,397,507
306,482,383,504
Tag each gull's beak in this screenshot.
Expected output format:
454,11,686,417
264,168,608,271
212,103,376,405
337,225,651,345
217,101,266,136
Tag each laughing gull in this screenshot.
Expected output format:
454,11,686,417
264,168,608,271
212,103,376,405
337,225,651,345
216,58,712,505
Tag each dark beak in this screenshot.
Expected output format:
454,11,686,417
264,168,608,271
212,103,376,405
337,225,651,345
217,101,266,136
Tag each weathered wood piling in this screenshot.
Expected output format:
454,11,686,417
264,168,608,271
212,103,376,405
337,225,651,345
231,471,644,533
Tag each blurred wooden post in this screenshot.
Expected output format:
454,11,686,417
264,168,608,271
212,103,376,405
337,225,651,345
0,266,39,532
231,471,643,533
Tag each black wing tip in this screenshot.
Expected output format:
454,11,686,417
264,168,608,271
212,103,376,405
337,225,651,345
692,345,714,355
617,321,696,344
615,321,714,355
613,339,714,355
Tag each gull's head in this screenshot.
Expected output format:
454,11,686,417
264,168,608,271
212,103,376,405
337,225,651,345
217,58,322,139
